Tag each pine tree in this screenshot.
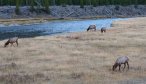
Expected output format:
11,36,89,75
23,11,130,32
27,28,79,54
15,0,21,15
52,0,56,5
92,0,97,7
55,0,59,5
105,0,109,5
61,0,67,7
30,0,35,12
44,0,50,14
144,0,146,5
134,0,138,5
68,0,73,5
80,0,84,8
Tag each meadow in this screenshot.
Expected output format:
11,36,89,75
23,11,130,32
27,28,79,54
0,17,146,84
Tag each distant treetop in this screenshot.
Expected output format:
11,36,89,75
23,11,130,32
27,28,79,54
0,0,146,6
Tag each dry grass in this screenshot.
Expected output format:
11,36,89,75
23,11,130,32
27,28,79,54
0,17,146,84
0,17,58,25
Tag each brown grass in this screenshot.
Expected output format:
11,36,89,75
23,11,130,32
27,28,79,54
0,17,146,84
0,17,58,25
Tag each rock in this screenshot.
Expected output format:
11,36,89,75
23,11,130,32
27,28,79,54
1,5,146,19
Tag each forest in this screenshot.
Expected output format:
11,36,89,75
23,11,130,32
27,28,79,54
0,0,146,6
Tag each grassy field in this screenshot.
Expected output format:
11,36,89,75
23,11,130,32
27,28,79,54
0,17,146,84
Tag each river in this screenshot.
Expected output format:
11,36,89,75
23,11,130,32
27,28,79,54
0,18,126,40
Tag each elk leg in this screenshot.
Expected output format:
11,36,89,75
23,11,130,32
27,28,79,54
127,62,129,70
123,63,126,70
119,65,121,71
12,43,15,47
10,43,13,47
16,40,18,46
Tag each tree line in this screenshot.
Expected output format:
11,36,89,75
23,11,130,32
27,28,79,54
1,0,146,6
0,0,146,14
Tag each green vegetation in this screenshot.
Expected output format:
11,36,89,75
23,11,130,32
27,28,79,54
30,0,35,12
1,0,146,6
15,0,21,15
44,0,50,14
80,0,84,8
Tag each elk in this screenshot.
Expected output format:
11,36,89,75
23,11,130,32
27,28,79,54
87,25,96,31
4,37,18,47
101,27,106,33
113,56,129,71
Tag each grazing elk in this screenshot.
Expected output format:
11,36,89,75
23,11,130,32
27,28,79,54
4,37,18,47
101,27,106,33
113,56,129,71
87,25,96,31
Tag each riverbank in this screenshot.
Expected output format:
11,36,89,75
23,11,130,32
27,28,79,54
0,18,123,40
1,5,146,26
0,17,146,84
0,16,112,26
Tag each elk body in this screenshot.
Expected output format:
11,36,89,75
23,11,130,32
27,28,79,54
87,25,96,31
4,37,18,47
101,27,106,33
113,56,129,71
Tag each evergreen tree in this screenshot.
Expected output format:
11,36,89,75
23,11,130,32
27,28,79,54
44,0,50,14
144,0,146,5
80,0,84,8
60,0,67,7
68,0,73,5
15,0,21,15
52,0,56,5
1,0,146,7
30,0,35,12
105,0,110,5
134,0,138,5
91,0,97,7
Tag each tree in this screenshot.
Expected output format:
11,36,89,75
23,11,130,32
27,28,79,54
44,0,50,14
91,0,96,7
15,0,21,15
1,0,146,7
144,0,146,5
80,0,84,8
134,0,138,5
88,0,91,5
0,0,3,5
30,0,35,12
61,0,67,7
68,0,73,5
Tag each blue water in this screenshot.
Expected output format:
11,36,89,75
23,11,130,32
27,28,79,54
0,18,126,40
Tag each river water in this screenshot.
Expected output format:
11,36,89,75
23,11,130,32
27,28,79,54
0,18,126,40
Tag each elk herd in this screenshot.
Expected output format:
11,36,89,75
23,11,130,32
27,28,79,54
2,24,131,72
86,25,106,33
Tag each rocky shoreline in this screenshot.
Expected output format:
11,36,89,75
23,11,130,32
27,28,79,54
0,5,146,26
0,5,146,19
